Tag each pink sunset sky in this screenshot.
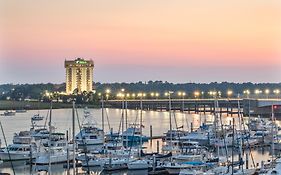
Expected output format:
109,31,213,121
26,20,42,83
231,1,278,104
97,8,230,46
0,0,281,83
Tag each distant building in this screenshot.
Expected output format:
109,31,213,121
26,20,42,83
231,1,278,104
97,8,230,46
64,58,94,94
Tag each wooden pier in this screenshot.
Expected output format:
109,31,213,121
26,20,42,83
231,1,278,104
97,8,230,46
107,98,281,117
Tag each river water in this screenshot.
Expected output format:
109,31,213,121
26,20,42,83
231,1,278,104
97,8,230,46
0,108,277,174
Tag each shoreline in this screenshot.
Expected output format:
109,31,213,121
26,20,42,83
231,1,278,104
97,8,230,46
0,100,100,110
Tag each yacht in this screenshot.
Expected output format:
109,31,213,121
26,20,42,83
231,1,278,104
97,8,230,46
128,159,150,170
0,143,37,161
102,157,130,171
31,114,44,121
121,124,149,142
75,107,104,148
75,124,104,146
33,133,73,165
1,110,16,116
0,131,37,161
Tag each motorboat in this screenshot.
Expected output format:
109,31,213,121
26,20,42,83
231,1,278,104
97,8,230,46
1,110,16,116
15,109,27,113
31,114,44,121
179,168,204,175
102,157,130,171
128,159,150,170
121,124,149,143
0,143,37,161
34,146,73,165
0,130,38,161
75,107,104,148
265,158,281,175
34,132,72,165
75,124,104,146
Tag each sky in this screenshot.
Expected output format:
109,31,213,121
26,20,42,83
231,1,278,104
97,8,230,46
0,0,281,84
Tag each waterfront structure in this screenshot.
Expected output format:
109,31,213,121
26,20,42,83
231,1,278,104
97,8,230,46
65,58,94,94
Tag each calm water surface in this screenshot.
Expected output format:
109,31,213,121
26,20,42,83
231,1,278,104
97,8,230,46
0,108,277,174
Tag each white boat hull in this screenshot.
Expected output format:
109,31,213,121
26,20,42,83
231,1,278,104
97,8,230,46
0,151,37,161
34,153,74,165
128,160,149,170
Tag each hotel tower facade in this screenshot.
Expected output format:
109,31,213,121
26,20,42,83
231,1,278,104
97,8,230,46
64,58,94,94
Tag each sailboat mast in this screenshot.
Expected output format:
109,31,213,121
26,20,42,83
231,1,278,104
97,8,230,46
72,100,76,174
121,98,124,143
101,95,104,132
48,102,52,174
168,92,172,147
140,95,143,148
271,104,275,163
125,99,128,148
232,117,235,175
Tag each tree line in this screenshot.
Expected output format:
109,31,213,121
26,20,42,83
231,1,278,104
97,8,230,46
0,81,280,104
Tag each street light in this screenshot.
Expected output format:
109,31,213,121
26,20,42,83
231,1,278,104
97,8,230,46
105,89,111,94
155,92,159,98
255,89,262,99
273,89,280,99
265,89,270,99
105,89,111,100
243,90,250,98
178,91,186,112
132,93,136,98
194,91,200,98
227,90,233,98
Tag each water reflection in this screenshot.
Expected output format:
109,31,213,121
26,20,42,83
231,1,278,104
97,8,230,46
0,108,274,174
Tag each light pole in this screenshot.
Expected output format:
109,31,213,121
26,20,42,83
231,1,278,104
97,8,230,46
243,90,250,99
165,91,174,147
137,92,146,149
227,90,233,100
273,89,280,99
194,91,200,99
255,89,261,99
155,92,159,99
265,89,270,99
178,91,186,112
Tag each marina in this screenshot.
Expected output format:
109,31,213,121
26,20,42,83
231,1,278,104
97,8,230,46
0,101,280,175
1,0,281,174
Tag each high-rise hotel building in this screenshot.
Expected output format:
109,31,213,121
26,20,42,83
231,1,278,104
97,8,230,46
65,58,94,94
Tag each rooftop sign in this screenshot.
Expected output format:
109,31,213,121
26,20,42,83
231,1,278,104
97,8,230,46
75,60,88,64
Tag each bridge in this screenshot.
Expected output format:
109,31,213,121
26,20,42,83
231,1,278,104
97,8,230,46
106,98,281,117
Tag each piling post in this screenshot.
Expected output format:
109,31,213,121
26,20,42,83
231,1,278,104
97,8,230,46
227,103,229,116
157,140,160,153
190,122,193,132
246,153,249,169
203,105,206,114
29,144,32,174
66,130,70,175
150,125,153,140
